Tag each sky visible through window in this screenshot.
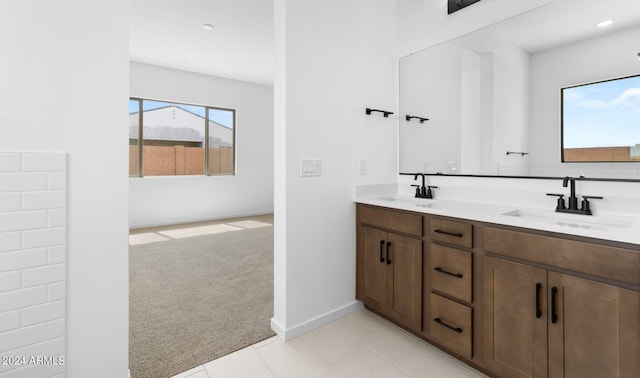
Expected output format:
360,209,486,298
563,75,640,148
128,99,234,129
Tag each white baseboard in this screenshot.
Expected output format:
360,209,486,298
270,301,363,341
129,209,274,230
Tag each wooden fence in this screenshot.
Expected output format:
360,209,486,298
129,145,233,176
563,146,640,162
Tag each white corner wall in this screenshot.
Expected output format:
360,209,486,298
273,0,399,339
129,63,274,228
0,1,129,378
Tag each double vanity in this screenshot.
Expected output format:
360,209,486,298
354,182,640,377
363,0,640,375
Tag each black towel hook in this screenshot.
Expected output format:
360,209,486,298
405,115,429,123
366,108,393,118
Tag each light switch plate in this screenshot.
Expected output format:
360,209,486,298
300,159,321,177
359,159,367,175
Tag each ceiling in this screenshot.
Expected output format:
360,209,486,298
129,0,640,87
130,0,274,86
496,0,640,52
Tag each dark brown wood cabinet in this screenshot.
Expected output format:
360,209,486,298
547,272,640,378
356,203,640,378
357,206,423,332
426,216,476,360
484,255,640,378
361,225,422,331
429,243,473,303
483,257,548,377
429,291,473,359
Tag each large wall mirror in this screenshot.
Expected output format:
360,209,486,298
399,0,640,180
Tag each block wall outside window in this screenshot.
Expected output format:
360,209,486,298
0,152,66,378
129,98,236,177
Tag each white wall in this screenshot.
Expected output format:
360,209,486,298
0,1,129,377
273,0,399,339
129,62,274,228
529,25,640,178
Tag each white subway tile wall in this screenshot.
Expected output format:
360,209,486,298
0,152,66,378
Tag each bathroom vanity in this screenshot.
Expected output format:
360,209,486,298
355,196,640,377
362,0,640,375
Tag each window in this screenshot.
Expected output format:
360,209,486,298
129,98,235,177
561,74,640,163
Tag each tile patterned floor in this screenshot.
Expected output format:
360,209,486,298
170,309,488,378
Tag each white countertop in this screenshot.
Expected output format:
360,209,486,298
355,194,640,245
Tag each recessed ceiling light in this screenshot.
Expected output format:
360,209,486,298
596,19,614,28
202,24,214,31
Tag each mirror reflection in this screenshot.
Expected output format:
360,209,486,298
399,0,640,179
561,74,640,162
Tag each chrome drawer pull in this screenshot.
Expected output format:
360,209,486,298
433,317,463,333
434,267,463,279
434,229,464,238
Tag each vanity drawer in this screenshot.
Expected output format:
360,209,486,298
430,243,472,303
358,205,422,237
484,226,640,286
429,293,472,359
429,218,473,248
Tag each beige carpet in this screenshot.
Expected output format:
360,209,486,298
129,215,275,378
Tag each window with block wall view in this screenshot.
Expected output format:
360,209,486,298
129,98,235,177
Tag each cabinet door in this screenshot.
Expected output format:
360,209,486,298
548,272,640,378
387,233,422,331
362,226,389,313
483,257,548,378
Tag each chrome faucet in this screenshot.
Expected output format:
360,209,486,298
546,176,603,215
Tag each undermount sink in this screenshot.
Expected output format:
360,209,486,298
502,209,634,231
375,195,435,208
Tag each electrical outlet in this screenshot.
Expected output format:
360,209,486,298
300,159,321,177
448,161,457,174
359,159,368,175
